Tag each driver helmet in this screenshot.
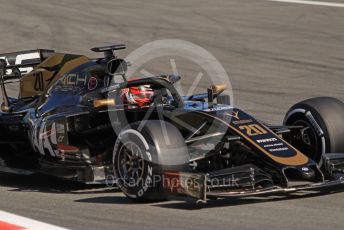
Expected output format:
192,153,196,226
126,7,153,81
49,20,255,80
120,77,154,107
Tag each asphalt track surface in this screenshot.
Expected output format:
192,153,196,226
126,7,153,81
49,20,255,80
0,0,344,229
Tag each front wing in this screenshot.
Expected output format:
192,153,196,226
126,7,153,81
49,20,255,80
163,171,344,203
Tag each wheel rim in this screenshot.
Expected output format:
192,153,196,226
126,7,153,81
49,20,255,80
117,141,145,187
292,120,319,160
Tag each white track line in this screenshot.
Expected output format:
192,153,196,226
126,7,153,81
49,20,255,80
0,210,68,230
268,0,344,7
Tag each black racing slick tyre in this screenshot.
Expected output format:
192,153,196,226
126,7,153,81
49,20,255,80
284,97,344,163
113,120,189,202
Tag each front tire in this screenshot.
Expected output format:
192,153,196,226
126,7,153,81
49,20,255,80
113,120,189,202
284,97,344,163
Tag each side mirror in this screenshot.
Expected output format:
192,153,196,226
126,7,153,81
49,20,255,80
208,84,228,106
106,58,128,75
212,84,227,95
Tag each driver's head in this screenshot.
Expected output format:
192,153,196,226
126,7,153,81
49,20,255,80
120,77,154,107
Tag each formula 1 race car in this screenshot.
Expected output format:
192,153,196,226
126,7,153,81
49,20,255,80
0,44,344,203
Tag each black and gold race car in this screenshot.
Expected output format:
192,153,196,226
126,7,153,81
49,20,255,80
1,44,344,203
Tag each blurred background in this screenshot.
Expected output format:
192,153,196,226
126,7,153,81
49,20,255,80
1,0,344,123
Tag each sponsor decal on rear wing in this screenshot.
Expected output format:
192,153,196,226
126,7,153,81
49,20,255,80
0,49,54,75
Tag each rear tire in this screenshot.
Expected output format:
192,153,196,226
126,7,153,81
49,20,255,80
113,120,189,202
284,97,344,163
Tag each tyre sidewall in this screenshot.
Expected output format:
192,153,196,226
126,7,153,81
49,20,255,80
284,105,328,163
113,129,163,201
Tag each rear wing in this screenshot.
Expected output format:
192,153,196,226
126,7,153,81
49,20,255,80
0,49,55,75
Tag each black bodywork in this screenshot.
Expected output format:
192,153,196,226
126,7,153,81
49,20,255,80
0,45,343,202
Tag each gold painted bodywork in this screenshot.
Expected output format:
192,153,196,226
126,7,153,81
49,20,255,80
19,54,89,98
